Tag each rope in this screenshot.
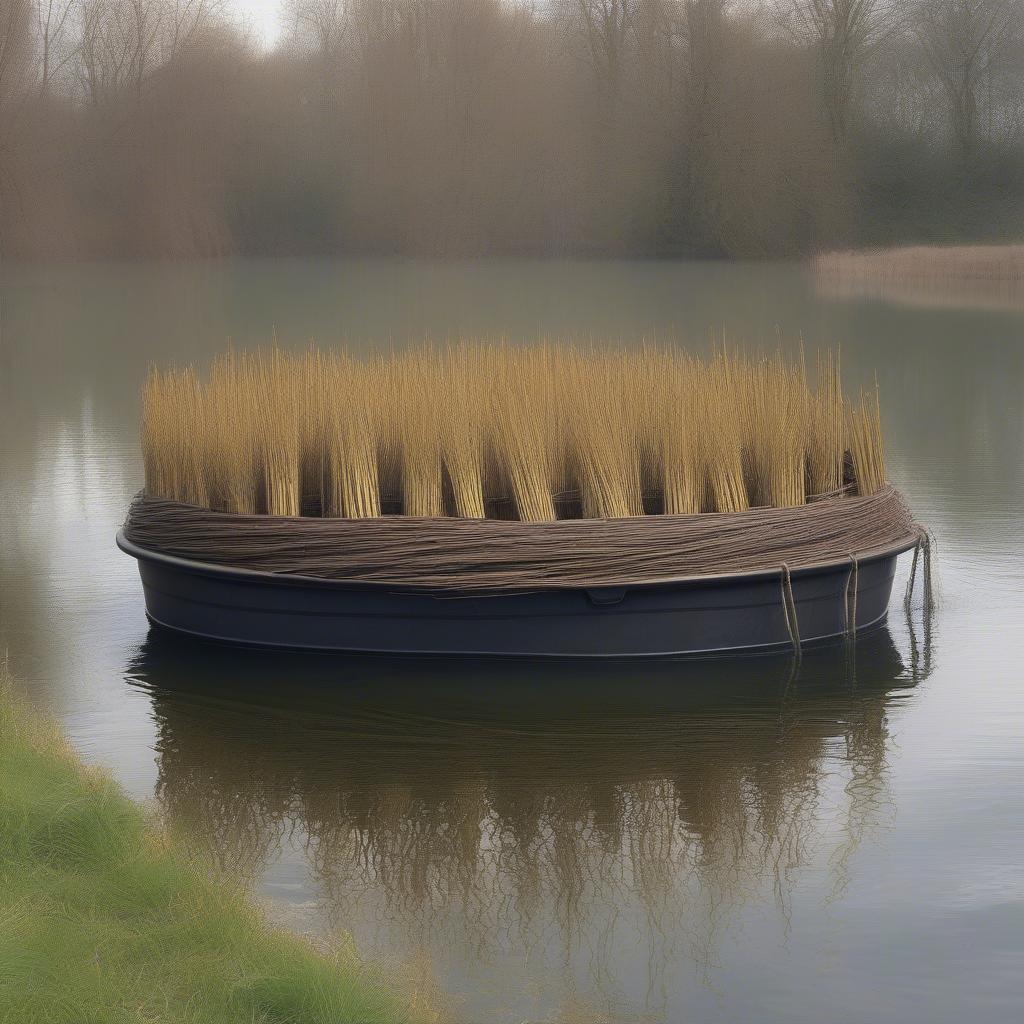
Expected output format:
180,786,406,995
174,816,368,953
903,525,936,684
904,525,935,615
780,563,801,654
923,531,934,610
904,535,921,613
844,552,859,637
123,486,919,592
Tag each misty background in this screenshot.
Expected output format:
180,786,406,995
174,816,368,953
1,0,1022,259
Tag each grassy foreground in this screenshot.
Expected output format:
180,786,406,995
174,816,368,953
0,669,415,1024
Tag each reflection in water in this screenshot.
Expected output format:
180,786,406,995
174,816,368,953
1,259,1017,1020
126,624,930,1022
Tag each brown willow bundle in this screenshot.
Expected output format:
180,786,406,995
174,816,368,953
568,348,644,519
394,349,445,517
124,486,916,590
806,350,845,496
848,384,887,496
701,353,749,513
489,346,557,522
140,343,888,520
438,345,488,518
142,366,210,510
254,349,301,517
324,353,381,518
656,351,705,515
207,353,259,514
742,354,808,509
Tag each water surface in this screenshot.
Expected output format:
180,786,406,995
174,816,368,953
1,260,1021,1022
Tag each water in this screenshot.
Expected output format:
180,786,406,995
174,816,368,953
1,259,1022,1023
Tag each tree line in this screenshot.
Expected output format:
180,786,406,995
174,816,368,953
1,0,1022,259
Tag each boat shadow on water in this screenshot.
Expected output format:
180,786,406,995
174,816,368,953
124,617,934,1018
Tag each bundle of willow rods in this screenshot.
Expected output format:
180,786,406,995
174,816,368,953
124,487,914,590
141,343,885,522
131,342,913,589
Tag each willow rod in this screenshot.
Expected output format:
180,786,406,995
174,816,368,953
124,486,915,591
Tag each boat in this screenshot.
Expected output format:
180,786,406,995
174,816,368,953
118,530,917,658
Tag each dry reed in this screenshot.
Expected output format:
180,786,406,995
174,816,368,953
440,345,487,519
141,365,210,510
396,349,444,518
742,353,807,510
207,353,259,515
813,245,1024,283
657,351,705,515
490,348,557,522
701,354,749,513
140,343,889,520
323,354,381,519
255,349,301,517
569,349,644,519
848,384,887,497
806,350,845,497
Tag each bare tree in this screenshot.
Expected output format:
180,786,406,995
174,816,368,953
773,0,898,144
1,0,32,134
3,0,1023,259
677,1,730,237
914,0,1023,158
35,0,79,94
77,0,225,105
79,0,159,103
682,2,729,152
1,0,32,103
164,0,225,58
0,0,33,229
285,0,348,59
556,0,639,107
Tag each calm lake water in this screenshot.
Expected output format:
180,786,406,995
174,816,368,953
1,260,1022,1023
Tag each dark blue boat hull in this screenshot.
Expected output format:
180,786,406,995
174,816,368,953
118,532,916,658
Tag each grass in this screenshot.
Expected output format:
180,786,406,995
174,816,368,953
0,665,422,1024
142,343,886,520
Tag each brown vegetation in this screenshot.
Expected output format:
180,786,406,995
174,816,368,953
812,245,1024,282
811,244,1024,309
141,343,887,520
2,1,1023,258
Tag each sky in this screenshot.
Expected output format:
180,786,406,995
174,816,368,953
231,0,284,48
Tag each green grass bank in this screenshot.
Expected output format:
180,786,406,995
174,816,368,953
0,667,419,1024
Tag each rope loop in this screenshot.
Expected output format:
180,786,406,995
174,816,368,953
780,562,801,654
904,524,935,615
844,552,859,638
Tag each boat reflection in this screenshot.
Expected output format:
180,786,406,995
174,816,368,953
126,625,930,1021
